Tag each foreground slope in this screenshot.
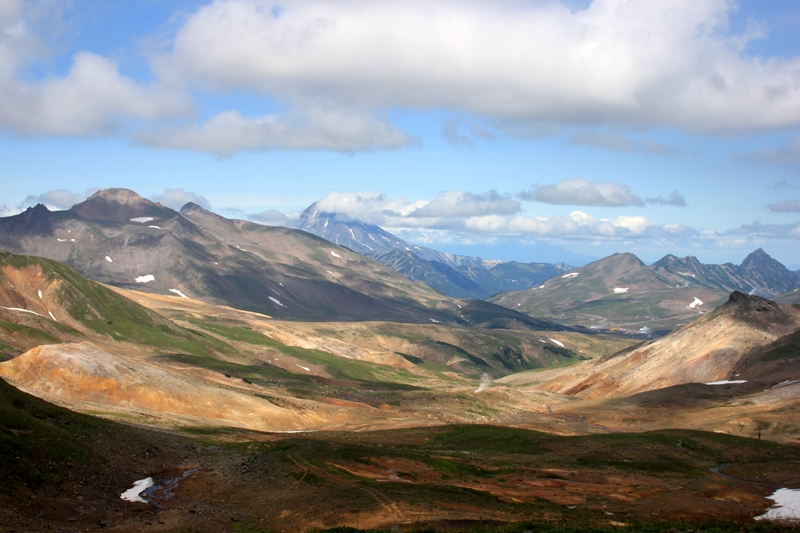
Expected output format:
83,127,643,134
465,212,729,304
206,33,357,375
533,291,800,400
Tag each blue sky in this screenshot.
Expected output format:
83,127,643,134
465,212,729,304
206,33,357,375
1,0,800,267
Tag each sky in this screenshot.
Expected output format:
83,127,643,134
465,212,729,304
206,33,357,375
2,0,800,268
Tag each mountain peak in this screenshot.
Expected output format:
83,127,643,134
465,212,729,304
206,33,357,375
71,188,177,224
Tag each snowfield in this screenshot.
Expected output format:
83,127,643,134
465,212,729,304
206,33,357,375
562,272,579,279
120,477,154,503
135,275,155,283
687,297,703,309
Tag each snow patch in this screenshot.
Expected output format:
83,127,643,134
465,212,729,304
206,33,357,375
687,297,703,309
705,380,747,385
268,297,285,307
330,251,342,259
105,256,113,263
1,306,46,318
548,338,565,347
562,272,579,279
772,380,800,390
129,217,154,224
613,287,629,293
169,289,188,298
296,364,310,372
429,318,440,323
48,311,57,321
677,272,697,278
37,290,42,299
755,488,800,521
121,477,154,503
56,238,75,242
135,275,155,283
148,225,161,229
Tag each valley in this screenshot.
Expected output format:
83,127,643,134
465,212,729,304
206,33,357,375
1,189,799,532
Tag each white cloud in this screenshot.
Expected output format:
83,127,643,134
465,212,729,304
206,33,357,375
302,190,694,241
150,188,211,211
768,200,800,213
569,130,682,155
521,177,645,207
408,191,519,218
22,189,85,210
250,209,288,224
155,0,800,134
135,107,412,155
0,51,190,137
646,191,687,207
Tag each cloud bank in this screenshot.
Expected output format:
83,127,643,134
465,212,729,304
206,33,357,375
2,1,800,154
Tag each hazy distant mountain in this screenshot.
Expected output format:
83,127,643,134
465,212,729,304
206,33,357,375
652,248,800,298
296,203,571,298
0,188,568,329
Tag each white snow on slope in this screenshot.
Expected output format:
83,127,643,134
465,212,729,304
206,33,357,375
677,272,697,278
105,256,113,263
37,290,42,299
705,380,747,385
296,364,310,372
548,338,565,347
129,217,154,224
268,297,285,307
688,297,703,309
430,318,440,323
148,225,161,229
755,488,800,521
135,275,155,283
330,251,342,259
0,306,46,318
562,272,579,279
56,238,75,242
121,477,154,503
613,287,629,293
48,311,57,322
169,289,188,298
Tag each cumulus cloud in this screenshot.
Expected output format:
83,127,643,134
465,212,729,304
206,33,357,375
0,3,190,137
304,189,695,241
408,191,519,218
135,107,412,155
521,178,645,207
442,120,473,148
22,189,85,210
569,130,682,155
741,137,800,168
645,191,687,207
250,209,288,223
767,200,800,213
726,221,800,239
150,188,211,210
155,0,800,134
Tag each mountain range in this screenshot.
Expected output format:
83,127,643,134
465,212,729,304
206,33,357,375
297,204,572,298
0,189,563,329
1,188,800,530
